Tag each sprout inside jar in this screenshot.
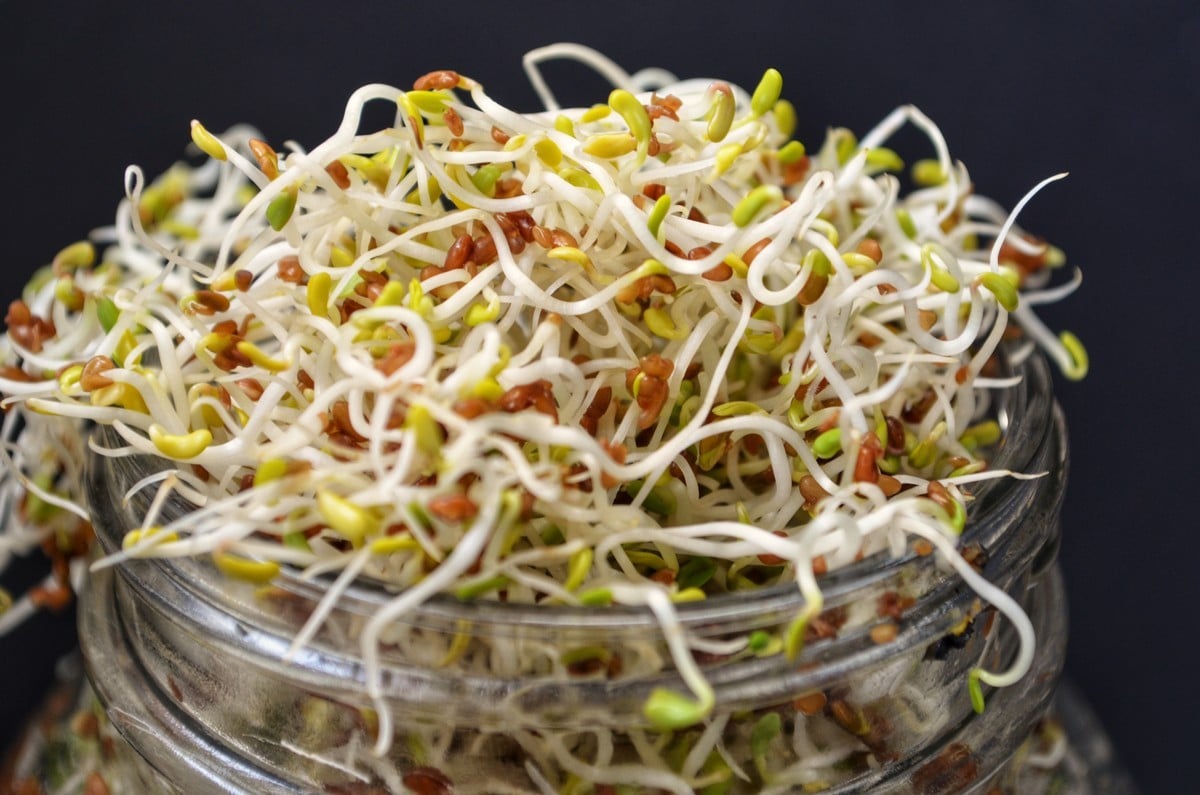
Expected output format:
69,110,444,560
1,43,1092,794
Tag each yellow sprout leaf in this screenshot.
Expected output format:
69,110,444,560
316,490,379,547
149,425,213,459
213,552,280,584
190,120,227,161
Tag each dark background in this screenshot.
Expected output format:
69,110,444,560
1,0,1193,790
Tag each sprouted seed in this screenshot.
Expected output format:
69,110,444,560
0,42,1085,789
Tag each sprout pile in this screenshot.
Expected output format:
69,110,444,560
0,43,1085,793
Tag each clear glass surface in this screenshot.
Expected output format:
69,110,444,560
0,352,1138,793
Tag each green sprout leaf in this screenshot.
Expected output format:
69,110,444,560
643,688,711,730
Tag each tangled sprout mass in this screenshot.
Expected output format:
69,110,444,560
0,44,1085,754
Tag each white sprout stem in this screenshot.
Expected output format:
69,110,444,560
900,516,1036,690
988,173,1069,272
364,494,501,756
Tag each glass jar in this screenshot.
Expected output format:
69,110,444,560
2,353,1135,793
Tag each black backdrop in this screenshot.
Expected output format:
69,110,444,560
1,1,1194,791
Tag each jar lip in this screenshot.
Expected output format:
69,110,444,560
77,559,1071,792
87,349,1056,631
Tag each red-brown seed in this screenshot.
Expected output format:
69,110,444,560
277,255,305,284
401,766,454,795
530,390,556,418
757,530,790,566
856,238,884,264
494,178,524,199
452,397,492,420
830,699,870,736
234,269,253,291
997,235,1048,276
30,583,72,611
742,238,772,266
549,228,578,248
419,264,445,287
327,430,365,451
70,710,100,739
331,401,367,442
599,440,625,489
471,234,498,266
870,622,899,645
531,225,554,248
644,101,679,122
656,93,682,112
702,262,733,281
634,376,668,431
505,228,526,255
248,139,278,178
0,365,36,382
565,651,611,675
443,234,474,270
506,211,537,243
495,213,517,236
797,272,828,306
793,691,827,715
499,380,558,422
783,156,811,186
443,107,464,137
642,183,666,200
878,474,902,497
83,772,111,795
375,343,416,377
325,160,351,190
585,386,613,420
926,481,956,514
80,356,115,391
358,268,388,287
911,742,978,795
877,590,915,621
235,378,264,401
194,290,230,313
427,493,479,522
640,353,674,380
857,331,883,348
412,70,460,91
490,126,510,145
885,415,906,455
650,568,675,585
902,389,937,423
854,434,881,484
798,475,829,506
220,346,251,370
5,299,32,327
